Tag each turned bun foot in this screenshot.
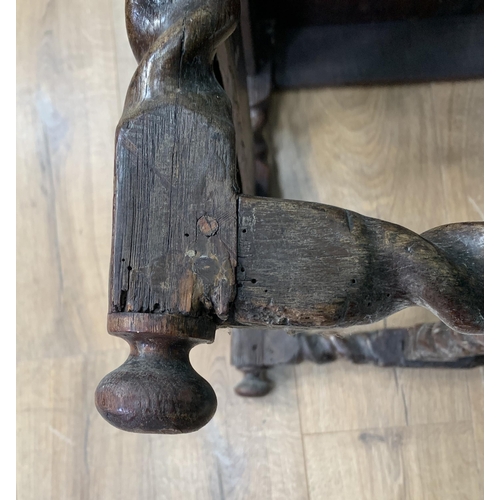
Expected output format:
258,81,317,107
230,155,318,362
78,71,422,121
234,367,273,397
95,334,217,434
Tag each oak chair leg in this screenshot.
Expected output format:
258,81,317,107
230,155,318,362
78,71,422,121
231,64,277,396
248,66,273,196
234,366,273,397
230,329,273,396
96,0,483,432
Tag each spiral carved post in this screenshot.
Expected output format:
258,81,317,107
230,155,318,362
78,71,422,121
232,323,483,392
95,0,240,433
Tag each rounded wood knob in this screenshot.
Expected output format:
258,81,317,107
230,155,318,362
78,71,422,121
95,336,216,434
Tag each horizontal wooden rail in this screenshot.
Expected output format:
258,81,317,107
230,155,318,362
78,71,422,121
235,196,483,335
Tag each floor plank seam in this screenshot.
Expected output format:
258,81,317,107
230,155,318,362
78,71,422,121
293,365,312,500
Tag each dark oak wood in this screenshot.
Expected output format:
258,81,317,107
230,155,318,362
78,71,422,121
231,195,483,395
231,191,484,396
231,323,483,396
217,23,255,195
274,15,484,89
232,323,483,370
111,1,239,319
235,196,483,335
255,0,483,28
96,322,217,433
96,0,484,434
96,0,240,434
248,66,273,196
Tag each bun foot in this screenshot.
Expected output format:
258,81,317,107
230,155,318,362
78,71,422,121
234,367,273,397
95,335,217,434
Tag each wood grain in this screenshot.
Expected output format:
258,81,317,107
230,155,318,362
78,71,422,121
304,428,407,500
18,331,310,500
401,423,480,499
303,423,480,500
110,0,239,320
235,196,483,333
393,367,472,426
17,0,483,493
270,82,483,230
270,81,483,498
17,0,120,361
296,360,408,434
217,23,256,196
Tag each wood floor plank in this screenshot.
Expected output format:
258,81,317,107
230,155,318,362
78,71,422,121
17,355,90,500
401,422,480,500
304,423,480,500
467,366,484,496
295,360,407,434
393,367,472,426
432,82,484,223
18,332,309,500
271,85,446,223
303,428,405,500
17,0,121,361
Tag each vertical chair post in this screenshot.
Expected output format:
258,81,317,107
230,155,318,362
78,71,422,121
95,0,240,434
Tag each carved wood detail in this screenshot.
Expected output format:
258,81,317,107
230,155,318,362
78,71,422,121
96,0,484,433
232,323,483,369
231,323,483,397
